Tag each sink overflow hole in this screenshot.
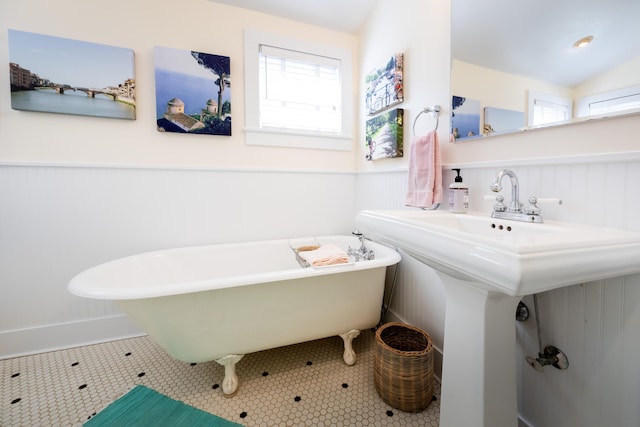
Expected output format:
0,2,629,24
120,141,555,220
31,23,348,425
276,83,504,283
490,223,513,232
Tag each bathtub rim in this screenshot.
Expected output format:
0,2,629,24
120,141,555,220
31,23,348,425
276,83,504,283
68,235,401,300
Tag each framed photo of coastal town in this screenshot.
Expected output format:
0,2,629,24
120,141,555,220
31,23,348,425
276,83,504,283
365,52,404,116
154,46,231,136
8,29,136,120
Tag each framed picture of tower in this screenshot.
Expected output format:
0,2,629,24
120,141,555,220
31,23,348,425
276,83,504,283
154,46,231,136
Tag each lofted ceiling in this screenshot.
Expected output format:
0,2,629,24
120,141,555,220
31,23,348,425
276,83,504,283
452,0,640,87
210,0,639,88
211,0,375,35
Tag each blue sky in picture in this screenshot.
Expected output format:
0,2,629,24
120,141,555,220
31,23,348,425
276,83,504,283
8,29,134,88
154,46,231,118
153,46,222,80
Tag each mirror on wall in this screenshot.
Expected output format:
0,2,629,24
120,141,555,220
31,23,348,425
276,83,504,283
451,0,640,141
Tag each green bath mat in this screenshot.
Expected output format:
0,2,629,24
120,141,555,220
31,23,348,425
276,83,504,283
84,385,243,427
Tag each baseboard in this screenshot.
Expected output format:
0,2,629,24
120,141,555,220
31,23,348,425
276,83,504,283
0,315,144,360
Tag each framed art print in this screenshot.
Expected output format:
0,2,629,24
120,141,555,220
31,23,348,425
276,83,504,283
154,46,231,136
365,53,403,115
8,29,135,120
365,108,403,160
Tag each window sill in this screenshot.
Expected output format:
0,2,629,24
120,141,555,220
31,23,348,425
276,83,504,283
244,127,353,151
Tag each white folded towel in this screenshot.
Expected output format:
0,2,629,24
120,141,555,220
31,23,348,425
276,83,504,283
297,243,349,267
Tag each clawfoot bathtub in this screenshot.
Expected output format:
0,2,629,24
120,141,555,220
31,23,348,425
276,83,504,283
68,235,400,396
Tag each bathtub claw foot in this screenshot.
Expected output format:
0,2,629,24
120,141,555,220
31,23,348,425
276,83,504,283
339,329,361,365
215,354,244,396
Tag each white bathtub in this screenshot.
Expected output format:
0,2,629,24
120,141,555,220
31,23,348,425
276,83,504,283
68,235,400,396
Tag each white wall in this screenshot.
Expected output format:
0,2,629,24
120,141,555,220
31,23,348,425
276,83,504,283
0,164,357,356
574,55,640,100
361,1,640,427
0,0,358,172
356,0,452,379
452,57,640,126
357,4,640,168
357,156,640,427
0,0,361,356
3,0,640,426
357,0,451,172
451,59,573,128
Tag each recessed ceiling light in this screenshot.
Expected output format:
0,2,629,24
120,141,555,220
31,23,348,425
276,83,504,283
573,35,594,49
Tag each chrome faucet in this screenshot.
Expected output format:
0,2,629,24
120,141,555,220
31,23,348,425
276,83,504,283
348,230,375,261
490,169,543,223
490,169,522,213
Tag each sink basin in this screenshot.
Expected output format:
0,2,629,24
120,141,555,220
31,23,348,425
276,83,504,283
355,209,640,427
356,209,640,296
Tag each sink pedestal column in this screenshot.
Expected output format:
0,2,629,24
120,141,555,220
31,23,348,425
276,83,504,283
437,273,521,427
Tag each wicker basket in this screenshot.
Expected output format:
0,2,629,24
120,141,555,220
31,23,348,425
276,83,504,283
373,322,434,412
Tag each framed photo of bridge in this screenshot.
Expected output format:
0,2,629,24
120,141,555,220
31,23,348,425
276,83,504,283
7,29,136,120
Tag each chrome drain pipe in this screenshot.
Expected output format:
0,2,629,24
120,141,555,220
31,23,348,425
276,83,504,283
525,293,570,371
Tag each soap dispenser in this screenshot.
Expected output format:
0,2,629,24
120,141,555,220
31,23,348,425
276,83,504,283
448,168,469,213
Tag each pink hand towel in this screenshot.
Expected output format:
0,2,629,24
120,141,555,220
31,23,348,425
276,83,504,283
405,130,442,208
297,244,349,267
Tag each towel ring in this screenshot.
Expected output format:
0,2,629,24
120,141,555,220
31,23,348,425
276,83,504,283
412,105,441,135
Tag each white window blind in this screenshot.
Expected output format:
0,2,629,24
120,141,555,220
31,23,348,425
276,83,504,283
259,45,341,134
533,99,570,125
588,93,640,116
576,85,640,118
528,90,572,126
243,29,353,151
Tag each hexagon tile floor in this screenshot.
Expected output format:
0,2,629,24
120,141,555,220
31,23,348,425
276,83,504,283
1,328,440,426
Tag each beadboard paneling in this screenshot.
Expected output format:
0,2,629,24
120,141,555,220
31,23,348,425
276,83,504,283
0,164,357,357
4,158,640,426
357,159,640,427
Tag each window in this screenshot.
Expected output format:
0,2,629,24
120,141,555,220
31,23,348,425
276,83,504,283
259,45,341,134
244,29,353,150
576,85,640,118
528,90,572,126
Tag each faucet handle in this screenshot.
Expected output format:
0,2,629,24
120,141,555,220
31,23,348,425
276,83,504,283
529,197,563,206
524,202,541,215
484,194,506,212
348,230,374,261
525,196,563,215
351,229,366,248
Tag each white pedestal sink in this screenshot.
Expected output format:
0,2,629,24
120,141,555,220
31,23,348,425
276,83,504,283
355,209,640,427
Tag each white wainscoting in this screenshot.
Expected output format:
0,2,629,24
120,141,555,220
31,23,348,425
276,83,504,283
0,164,357,358
4,157,640,426
355,169,448,379
356,156,640,427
